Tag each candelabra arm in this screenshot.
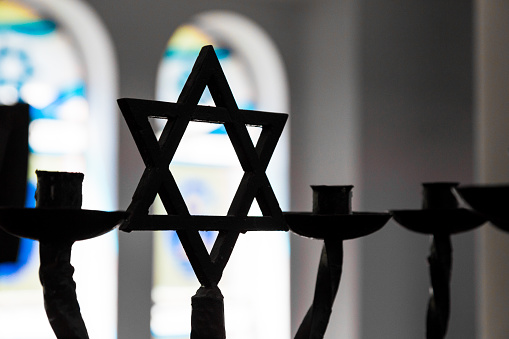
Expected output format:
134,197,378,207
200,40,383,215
295,238,343,339
426,234,452,339
39,241,89,339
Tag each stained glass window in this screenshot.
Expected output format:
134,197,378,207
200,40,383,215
0,1,116,338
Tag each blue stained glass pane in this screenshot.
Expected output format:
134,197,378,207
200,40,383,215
27,83,86,120
25,180,36,208
0,238,34,278
165,231,216,277
209,125,227,134
10,20,57,35
164,47,230,60
0,47,33,88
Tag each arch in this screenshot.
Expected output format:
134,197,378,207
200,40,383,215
20,0,118,211
189,11,290,210
0,1,118,338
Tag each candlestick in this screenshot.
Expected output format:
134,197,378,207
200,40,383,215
0,171,127,339
391,182,486,339
36,171,89,339
285,185,390,339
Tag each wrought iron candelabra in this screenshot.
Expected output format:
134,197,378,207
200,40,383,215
0,45,508,339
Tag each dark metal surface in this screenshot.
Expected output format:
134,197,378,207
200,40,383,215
39,240,89,339
118,45,288,339
35,170,84,209
34,171,90,339
311,185,353,214
0,208,127,242
121,214,286,232
456,184,509,231
191,286,226,339
390,209,486,235
294,238,343,339
0,171,126,243
426,234,451,339
284,212,390,240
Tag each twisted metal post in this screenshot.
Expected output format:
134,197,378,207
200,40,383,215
295,186,348,339
39,241,89,339
426,233,452,339
422,183,455,339
36,171,89,339
288,185,390,339
295,238,343,339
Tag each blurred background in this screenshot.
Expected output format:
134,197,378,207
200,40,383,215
0,0,508,338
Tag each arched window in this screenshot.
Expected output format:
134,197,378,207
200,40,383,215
153,11,290,339
0,1,118,338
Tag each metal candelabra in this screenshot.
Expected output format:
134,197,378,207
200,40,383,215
0,45,508,339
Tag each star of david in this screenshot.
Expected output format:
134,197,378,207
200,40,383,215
118,45,288,286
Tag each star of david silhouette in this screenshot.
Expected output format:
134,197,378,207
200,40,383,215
118,45,288,287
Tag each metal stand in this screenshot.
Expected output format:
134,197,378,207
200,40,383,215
0,171,127,339
392,182,486,339
286,186,390,339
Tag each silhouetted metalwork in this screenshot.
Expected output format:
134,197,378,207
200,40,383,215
285,185,391,339
118,45,288,339
0,104,29,263
0,171,127,339
391,182,486,339
456,185,509,232
1,44,505,339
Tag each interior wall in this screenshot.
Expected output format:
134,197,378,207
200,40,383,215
359,1,476,338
